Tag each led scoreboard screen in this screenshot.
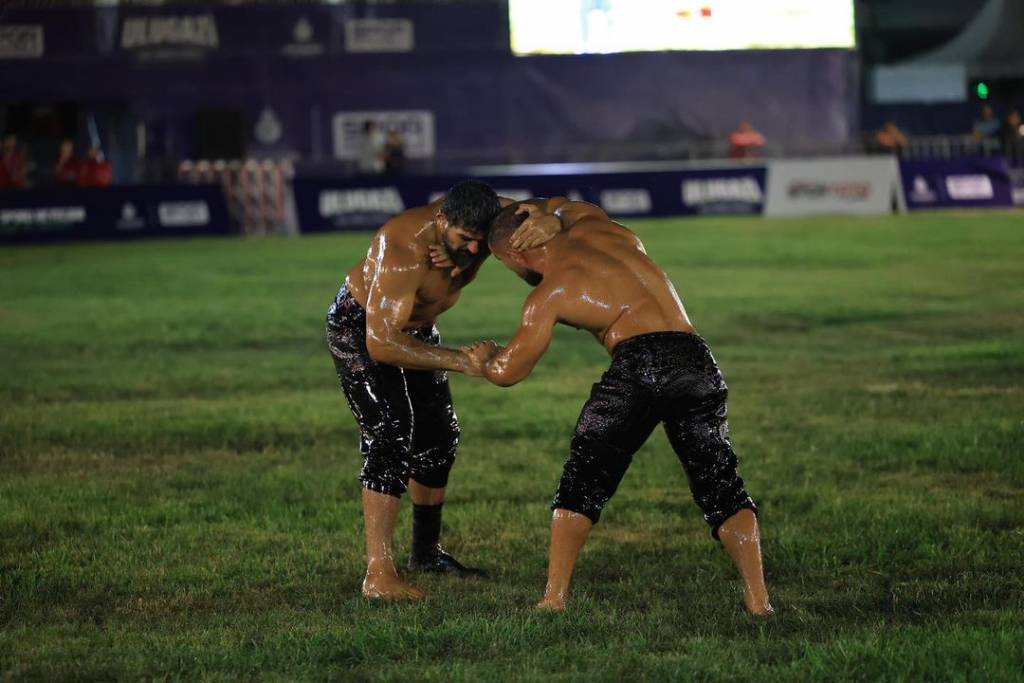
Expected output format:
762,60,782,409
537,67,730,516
509,0,856,55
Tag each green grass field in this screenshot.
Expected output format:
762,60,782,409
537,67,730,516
2,213,1022,682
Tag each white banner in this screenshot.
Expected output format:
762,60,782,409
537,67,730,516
158,201,211,227
0,26,44,59
121,14,219,50
600,188,653,215
333,110,435,160
344,18,414,53
765,157,905,217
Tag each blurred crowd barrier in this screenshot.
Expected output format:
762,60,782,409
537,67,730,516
293,155,1021,234
901,136,1003,160
3,154,1021,245
0,184,231,245
177,159,297,236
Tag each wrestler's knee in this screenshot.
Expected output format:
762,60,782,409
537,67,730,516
706,494,758,541
551,434,633,524
359,422,415,497
409,415,459,489
692,464,758,540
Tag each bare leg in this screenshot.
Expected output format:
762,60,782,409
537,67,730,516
361,489,425,600
717,509,773,616
409,480,446,506
537,509,593,611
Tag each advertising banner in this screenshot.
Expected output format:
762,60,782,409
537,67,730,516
0,185,231,245
0,2,504,62
119,12,221,61
585,168,766,217
333,111,436,160
764,157,905,217
344,18,415,53
678,167,767,215
0,2,855,170
293,164,768,233
900,157,1015,210
297,180,411,233
0,25,45,59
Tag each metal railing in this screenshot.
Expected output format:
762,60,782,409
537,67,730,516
900,135,1003,160
177,159,296,236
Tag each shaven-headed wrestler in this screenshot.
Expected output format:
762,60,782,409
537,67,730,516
326,181,559,601
469,199,773,615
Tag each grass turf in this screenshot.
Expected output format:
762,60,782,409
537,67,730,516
1,212,1022,682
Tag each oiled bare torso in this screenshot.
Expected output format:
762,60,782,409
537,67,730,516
345,200,469,329
548,222,695,352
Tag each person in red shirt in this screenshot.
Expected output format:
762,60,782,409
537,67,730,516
0,134,28,190
728,121,766,160
77,147,113,188
54,139,80,188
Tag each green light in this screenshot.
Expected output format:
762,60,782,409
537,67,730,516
977,82,990,100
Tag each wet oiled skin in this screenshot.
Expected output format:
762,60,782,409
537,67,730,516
340,195,532,602
485,201,696,384
483,201,773,616
344,199,489,374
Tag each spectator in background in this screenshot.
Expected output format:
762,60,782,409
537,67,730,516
77,147,113,188
1002,110,1024,167
728,121,765,159
874,121,908,155
972,103,1001,142
357,120,385,174
54,139,80,187
0,133,28,190
383,128,405,175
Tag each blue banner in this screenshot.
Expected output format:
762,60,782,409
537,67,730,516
293,164,767,233
0,185,231,244
1,2,856,170
900,157,1015,210
0,2,508,61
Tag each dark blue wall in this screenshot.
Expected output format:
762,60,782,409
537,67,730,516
0,3,858,168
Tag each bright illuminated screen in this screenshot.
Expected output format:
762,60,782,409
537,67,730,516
509,0,856,55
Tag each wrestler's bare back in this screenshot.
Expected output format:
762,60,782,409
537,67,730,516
538,219,696,352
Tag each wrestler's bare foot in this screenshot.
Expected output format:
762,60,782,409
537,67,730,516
534,510,591,613
361,571,425,601
534,595,567,611
743,589,775,616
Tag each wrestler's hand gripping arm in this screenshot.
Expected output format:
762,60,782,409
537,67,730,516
427,243,489,283
482,286,560,387
428,197,604,275
509,199,610,250
363,235,482,376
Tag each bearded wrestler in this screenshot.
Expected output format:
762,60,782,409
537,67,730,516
326,181,557,600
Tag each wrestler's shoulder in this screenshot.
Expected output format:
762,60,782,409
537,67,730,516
380,202,436,231
399,198,443,222
375,205,437,255
528,273,574,308
572,218,641,248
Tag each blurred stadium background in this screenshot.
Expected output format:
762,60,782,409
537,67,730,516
1,0,1023,236
1,1,1022,681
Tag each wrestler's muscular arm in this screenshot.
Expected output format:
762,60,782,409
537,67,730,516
363,234,481,376
482,283,561,387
